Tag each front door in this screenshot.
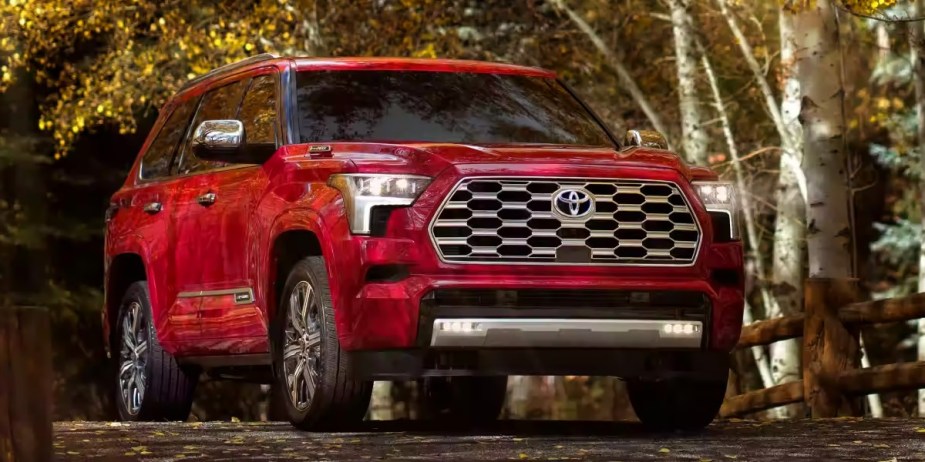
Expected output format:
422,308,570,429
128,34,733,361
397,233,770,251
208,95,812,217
170,70,281,349
169,76,249,349
196,71,281,344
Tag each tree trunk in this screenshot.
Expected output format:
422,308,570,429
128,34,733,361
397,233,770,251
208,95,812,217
910,0,925,417
794,0,854,278
667,0,709,166
369,381,393,420
695,32,777,398
768,8,806,418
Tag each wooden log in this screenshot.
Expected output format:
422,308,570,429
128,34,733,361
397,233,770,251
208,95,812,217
837,362,925,396
840,292,925,325
0,307,52,462
719,380,804,418
736,314,804,349
802,278,861,418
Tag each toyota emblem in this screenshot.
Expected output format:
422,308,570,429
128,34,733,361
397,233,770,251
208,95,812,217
552,188,594,219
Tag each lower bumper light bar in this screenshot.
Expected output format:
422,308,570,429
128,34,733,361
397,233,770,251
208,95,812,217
430,318,702,348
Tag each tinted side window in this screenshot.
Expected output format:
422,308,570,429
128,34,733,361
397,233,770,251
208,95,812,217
139,98,198,180
238,74,278,145
177,79,246,174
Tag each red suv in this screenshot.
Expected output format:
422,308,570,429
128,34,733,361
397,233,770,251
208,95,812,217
103,54,744,430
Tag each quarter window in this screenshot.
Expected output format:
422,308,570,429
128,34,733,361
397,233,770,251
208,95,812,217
238,74,278,145
139,98,198,180
177,79,247,174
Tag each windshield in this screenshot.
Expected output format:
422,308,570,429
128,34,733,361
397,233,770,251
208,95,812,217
295,70,614,147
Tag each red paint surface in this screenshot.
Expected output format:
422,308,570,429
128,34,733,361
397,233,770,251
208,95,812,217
103,58,743,361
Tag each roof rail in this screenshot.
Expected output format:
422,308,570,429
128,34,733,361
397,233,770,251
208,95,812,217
178,53,279,91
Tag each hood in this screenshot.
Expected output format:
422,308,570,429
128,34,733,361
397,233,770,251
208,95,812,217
282,142,715,180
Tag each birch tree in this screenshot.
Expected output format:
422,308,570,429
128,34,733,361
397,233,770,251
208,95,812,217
667,0,710,165
794,0,854,278
770,7,805,416
714,0,807,416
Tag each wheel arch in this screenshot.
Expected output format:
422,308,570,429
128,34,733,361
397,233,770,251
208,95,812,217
268,229,324,325
105,252,148,352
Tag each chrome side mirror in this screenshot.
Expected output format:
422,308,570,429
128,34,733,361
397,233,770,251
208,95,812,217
623,129,669,150
191,120,244,159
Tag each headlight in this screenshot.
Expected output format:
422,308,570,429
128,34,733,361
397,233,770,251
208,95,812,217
693,181,741,240
328,174,432,234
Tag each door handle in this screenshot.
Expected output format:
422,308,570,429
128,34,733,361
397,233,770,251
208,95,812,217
143,202,162,214
197,192,217,206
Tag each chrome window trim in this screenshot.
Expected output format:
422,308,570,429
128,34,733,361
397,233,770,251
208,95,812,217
427,176,703,267
134,66,283,187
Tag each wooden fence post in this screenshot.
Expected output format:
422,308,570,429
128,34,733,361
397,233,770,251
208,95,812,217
802,278,860,418
0,307,52,462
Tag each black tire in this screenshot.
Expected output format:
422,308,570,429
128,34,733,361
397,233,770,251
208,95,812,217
417,376,508,424
272,256,372,430
114,281,198,421
627,377,727,432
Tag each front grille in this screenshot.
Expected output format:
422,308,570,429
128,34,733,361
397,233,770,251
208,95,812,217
430,177,701,265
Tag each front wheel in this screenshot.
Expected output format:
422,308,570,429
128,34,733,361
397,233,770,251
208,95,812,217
273,257,372,430
627,377,727,431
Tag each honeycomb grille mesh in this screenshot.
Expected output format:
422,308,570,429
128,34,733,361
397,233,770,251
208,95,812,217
430,178,701,265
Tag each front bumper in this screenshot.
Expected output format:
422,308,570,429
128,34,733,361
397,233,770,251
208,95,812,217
333,240,744,352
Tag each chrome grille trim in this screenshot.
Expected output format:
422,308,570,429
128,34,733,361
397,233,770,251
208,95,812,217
428,177,702,266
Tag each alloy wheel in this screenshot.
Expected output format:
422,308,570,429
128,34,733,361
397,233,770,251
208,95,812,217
118,301,149,416
283,280,323,411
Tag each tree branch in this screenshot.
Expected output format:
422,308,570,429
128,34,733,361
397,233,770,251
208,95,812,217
550,0,673,144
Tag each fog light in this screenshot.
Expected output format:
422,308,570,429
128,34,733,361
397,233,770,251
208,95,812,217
663,322,700,336
439,320,478,333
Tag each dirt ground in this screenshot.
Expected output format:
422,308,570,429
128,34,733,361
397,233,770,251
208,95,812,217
54,418,925,461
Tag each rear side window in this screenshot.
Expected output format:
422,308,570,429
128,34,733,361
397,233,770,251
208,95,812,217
139,98,197,180
295,70,614,147
238,74,278,145
177,79,247,175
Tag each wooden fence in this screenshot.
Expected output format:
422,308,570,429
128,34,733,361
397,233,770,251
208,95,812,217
0,306,52,462
720,278,925,418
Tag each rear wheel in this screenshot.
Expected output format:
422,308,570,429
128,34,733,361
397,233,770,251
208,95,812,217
417,376,508,424
627,377,726,432
273,257,372,430
114,281,198,421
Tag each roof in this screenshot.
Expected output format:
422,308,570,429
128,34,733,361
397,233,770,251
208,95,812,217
292,57,556,78
178,54,556,92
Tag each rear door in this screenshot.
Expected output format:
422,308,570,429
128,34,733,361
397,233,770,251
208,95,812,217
128,95,200,346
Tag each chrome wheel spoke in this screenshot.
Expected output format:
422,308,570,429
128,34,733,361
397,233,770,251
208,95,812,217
304,360,316,398
283,342,301,361
119,360,134,377
122,316,135,350
306,330,321,349
289,287,307,336
130,303,141,335
289,358,306,409
134,340,148,357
